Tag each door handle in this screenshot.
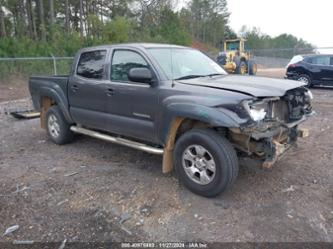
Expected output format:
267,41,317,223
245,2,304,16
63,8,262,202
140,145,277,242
106,88,115,96
71,84,79,92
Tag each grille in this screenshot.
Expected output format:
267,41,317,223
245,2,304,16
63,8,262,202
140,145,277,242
284,88,307,121
270,100,289,122
263,88,307,123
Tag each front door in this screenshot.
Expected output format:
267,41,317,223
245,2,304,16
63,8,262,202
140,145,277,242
104,49,159,143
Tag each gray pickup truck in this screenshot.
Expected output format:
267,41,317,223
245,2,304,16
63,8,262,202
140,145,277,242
29,43,313,197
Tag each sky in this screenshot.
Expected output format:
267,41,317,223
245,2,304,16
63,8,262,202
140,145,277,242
180,0,332,48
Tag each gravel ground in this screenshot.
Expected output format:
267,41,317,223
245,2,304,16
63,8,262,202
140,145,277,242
257,68,286,79
0,83,332,243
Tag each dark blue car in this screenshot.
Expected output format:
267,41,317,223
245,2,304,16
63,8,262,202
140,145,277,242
286,54,333,87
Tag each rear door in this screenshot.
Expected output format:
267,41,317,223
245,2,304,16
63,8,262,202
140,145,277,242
68,49,110,130
310,56,333,85
104,49,159,143
329,56,333,85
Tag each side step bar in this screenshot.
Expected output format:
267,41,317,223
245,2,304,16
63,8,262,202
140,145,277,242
70,126,164,155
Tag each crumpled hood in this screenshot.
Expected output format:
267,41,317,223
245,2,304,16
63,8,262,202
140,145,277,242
177,75,305,97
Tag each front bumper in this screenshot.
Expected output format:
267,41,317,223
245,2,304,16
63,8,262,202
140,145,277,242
261,127,309,168
229,115,311,168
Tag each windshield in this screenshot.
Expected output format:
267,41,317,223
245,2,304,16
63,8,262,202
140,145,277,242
148,48,227,80
226,42,240,51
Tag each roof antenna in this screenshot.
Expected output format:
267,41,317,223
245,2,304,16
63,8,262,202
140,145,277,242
171,46,175,87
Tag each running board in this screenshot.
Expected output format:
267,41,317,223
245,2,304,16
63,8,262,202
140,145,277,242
70,126,164,155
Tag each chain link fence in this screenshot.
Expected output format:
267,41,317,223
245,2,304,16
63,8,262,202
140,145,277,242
0,47,332,81
0,56,74,107
249,47,330,68
0,48,332,110
213,46,333,78
0,57,74,81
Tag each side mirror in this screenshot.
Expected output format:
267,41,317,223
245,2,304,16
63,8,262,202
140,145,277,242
128,67,153,84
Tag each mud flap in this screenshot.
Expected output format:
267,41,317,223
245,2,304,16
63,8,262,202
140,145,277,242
40,97,52,129
162,117,184,174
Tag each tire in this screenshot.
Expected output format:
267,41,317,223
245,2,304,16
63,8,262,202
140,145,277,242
46,106,74,145
173,129,239,197
216,54,227,66
235,61,247,75
297,74,312,87
248,60,257,75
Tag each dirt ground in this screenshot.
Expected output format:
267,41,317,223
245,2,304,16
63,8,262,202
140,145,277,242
0,73,332,243
0,76,29,103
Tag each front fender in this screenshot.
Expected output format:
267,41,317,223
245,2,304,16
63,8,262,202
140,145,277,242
158,102,248,144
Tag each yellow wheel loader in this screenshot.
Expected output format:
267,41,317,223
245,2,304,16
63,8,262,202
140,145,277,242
217,38,257,75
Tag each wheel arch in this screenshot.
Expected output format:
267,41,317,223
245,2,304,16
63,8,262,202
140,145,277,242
161,109,242,174
39,87,73,129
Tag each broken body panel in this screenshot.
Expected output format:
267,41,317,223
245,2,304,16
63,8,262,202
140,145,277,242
177,76,313,168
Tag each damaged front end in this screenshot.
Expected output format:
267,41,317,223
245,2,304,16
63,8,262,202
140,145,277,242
228,87,313,168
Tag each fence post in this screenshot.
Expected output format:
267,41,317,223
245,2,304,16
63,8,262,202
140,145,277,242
248,50,251,75
51,54,57,75
248,58,250,75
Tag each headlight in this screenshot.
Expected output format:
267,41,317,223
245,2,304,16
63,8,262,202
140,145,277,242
243,100,268,122
304,90,313,111
249,108,267,121
305,90,313,101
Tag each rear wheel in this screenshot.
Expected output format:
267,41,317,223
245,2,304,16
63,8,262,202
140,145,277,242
297,74,312,87
46,106,74,145
173,129,239,197
248,60,257,75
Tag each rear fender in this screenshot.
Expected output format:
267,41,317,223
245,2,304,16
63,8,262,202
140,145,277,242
39,86,73,124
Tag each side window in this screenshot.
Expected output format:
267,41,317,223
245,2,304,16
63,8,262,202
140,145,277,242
305,57,313,64
330,57,333,66
111,50,149,82
77,50,107,79
311,56,330,66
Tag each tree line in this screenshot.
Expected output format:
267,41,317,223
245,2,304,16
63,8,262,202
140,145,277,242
0,0,313,57
239,26,314,56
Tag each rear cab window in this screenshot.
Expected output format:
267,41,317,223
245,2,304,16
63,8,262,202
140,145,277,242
77,50,107,79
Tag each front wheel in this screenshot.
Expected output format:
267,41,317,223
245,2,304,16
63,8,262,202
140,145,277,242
173,129,239,197
235,61,247,75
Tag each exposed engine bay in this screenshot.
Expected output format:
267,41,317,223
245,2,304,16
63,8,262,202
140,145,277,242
229,87,313,168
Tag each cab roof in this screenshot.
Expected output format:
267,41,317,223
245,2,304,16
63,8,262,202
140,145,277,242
302,53,333,57
225,38,247,43
79,43,189,52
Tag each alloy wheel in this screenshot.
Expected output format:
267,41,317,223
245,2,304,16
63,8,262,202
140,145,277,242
182,145,216,185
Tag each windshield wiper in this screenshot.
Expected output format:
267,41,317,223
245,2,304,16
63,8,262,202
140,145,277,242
174,75,205,80
175,74,224,80
205,73,225,77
